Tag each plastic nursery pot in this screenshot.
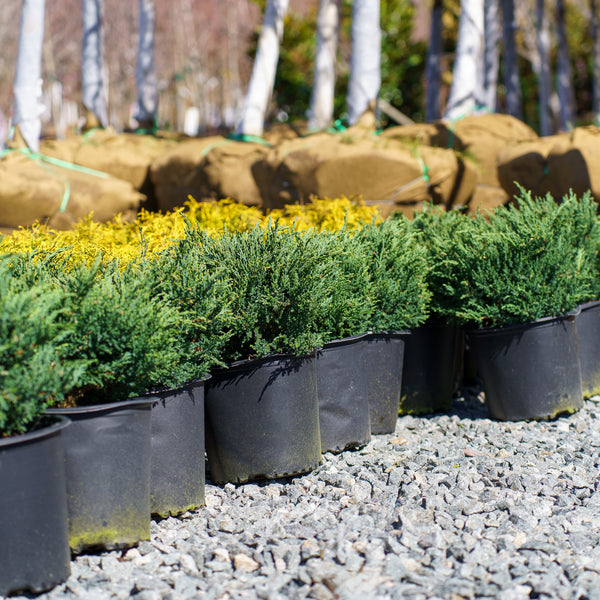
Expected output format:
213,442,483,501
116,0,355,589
400,321,463,415
363,331,409,435
0,417,71,596
467,312,583,421
46,398,152,553
134,377,209,518
205,353,321,484
575,300,600,398
316,333,371,453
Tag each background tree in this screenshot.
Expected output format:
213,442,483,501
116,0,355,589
425,0,444,121
307,0,339,130
135,0,158,130
444,0,484,120
81,0,108,128
501,0,522,118
477,0,500,112
555,0,575,129
346,0,381,124
536,0,553,135
13,0,46,150
236,0,289,136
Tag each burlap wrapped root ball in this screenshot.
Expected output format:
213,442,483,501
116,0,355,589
251,132,478,218
150,136,269,211
0,151,145,231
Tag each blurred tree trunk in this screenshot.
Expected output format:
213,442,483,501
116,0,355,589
82,0,108,128
555,0,575,130
536,0,552,135
501,0,522,119
346,0,381,125
13,0,45,151
308,0,340,131
425,0,444,122
592,0,600,125
477,0,500,112
444,0,484,121
135,0,158,130
236,0,289,137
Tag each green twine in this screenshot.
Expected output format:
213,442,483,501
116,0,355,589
227,133,273,147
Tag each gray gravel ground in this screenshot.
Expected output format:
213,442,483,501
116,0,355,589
11,388,600,600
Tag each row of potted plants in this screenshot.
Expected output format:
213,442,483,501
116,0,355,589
3,187,600,595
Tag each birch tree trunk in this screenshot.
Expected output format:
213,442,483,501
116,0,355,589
477,0,501,112
501,0,522,119
346,0,381,125
135,0,158,129
236,0,289,137
592,0,600,124
555,0,575,130
308,0,340,131
536,0,552,135
82,0,108,128
443,0,485,121
425,0,444,122
13,0,45,151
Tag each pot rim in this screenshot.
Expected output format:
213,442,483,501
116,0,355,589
466,308,581,337
364,330,410,340
577,299,600,312
211,351,316,376
136,373,212,397
0,415,70,448
320,332,372,350
46,396,152,416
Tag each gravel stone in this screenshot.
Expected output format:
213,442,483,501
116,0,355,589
14,390,600,599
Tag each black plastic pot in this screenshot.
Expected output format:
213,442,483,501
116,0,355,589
205,353,321,484
47,398,152,553
575,300,600,398
400,321,462,415
0,417,71,596
316,334,371,453
135,378,208,518
467,313,583,421
363,331,408,435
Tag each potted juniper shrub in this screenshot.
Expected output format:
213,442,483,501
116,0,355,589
355,218,431,433
139,233,233,517
0,258,82,595
201,222,330,484
312,228,376,452
404,206,470,415
46,258,185,552
435,188,597,421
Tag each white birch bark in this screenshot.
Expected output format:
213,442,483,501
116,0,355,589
592,0,600,124
13,0,46,151
536,0,552,135
444,0,485,120
82,0,108,127
135,0,158,127
236,0,289,137
501,0,522,119
555,0,575,130
308,0,340,131
477,0,500,112
346,0,381,125
426,0,444,122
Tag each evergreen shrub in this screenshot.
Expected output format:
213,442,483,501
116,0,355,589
356,218,431,332
198,222,336,362
0,258,84,436
431,188,600,329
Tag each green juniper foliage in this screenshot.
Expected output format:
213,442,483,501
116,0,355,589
199,222,334,362
147,227,234,384
356,218,430,332
432,188,600,329
59,259,185,405
315,229,375,343
409,204,471,320
0,259,84,436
